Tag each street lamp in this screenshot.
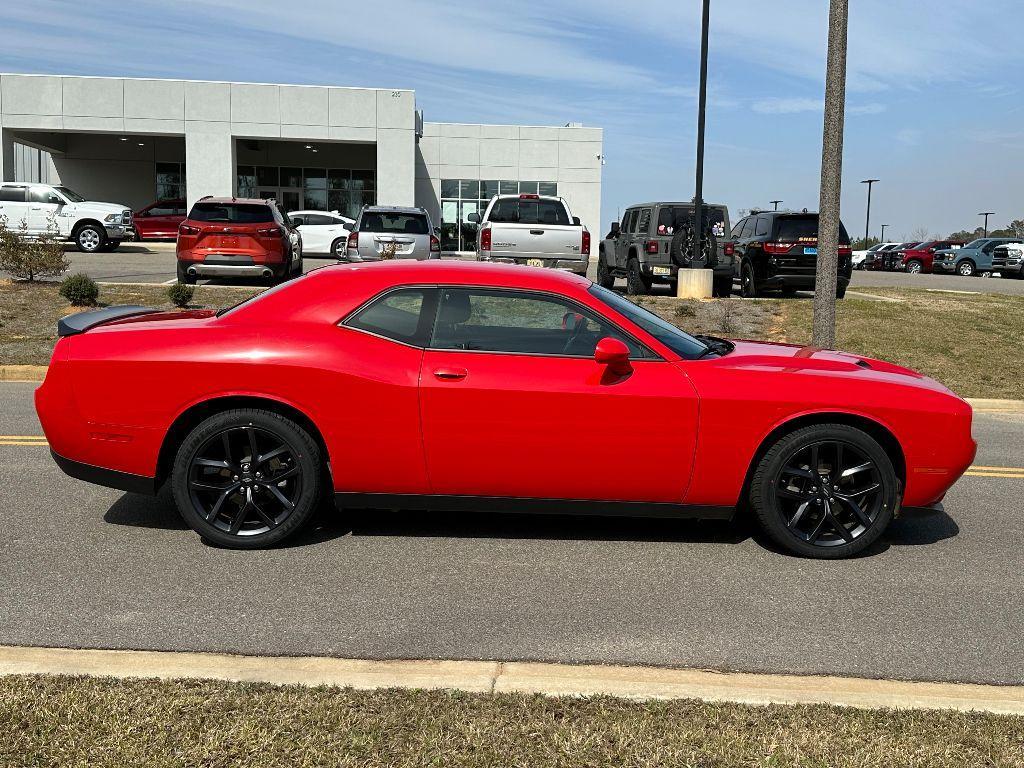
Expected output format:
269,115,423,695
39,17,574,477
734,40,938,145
880,224,889,242
979,211,995,237
770,200,783,211
692,0,711,270
861,179,879,247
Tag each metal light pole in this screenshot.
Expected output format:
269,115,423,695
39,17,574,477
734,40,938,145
979,211,995,237
880,223,889,242
813,0,848,349
692,0,710,268
861,179,879,247
770,200,783,211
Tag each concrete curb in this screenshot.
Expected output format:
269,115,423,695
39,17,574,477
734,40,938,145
0,365,46,382
2,645,1023,715
967,398,1024,413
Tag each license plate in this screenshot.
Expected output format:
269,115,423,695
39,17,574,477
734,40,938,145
804,247,818,255
652,266,671,275
526,258,544,267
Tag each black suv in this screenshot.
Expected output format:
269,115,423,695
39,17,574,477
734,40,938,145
729,211,852,298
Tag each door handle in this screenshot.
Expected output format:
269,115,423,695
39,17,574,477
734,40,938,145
530,229,544,235
433,367,468,381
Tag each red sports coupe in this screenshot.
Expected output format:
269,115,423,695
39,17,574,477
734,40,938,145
36,261,976,558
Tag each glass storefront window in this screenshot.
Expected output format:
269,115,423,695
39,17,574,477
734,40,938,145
329,170,350,190
155,161,186,200
304,189,328,210
353,170,375,190
518,181,539,195
281,167,302,188
500,180,518,194
480,180,500,201
256,166,279,187
235,165,374,217
304,168,327,189
459,180,479,200
237,165,257,198
538,181,558,196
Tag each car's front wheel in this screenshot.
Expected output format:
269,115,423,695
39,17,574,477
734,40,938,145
75,224,106,253
957,260,976,277
905,259,923,275
171,409,322,549
749,423,898,558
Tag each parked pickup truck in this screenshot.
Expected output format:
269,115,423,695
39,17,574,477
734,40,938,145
992,242,1024,279
0,182,133,252
470,194,589,275
597,201,733,296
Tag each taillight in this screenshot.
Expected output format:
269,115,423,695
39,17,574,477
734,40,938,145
179,223,199,236
347,231,359,250
724,242,735,256
480,227,492,251
430,234,440,253
256,226,279,237
644,239,658,255
582,230,591,255
519,194,539,199
838,246,852,256
764,242,795,254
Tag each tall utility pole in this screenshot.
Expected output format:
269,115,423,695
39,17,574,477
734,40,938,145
770,200,783,211
812,0,848,349
692,0,711,267
880,223,889,242
861,179,879,246
979,211,995,237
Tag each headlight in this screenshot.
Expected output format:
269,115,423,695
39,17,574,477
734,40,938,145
104,213,122,224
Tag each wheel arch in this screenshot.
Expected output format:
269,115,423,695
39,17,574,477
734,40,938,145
155,394,331,489
71,218,105,236
737,411,906,510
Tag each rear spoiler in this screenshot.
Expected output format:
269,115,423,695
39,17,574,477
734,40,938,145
57,306,160,337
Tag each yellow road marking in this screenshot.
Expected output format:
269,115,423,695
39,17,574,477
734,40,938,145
0,435,47,440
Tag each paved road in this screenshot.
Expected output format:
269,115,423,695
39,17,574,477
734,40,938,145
7,245,1023,296
1,381,1022,685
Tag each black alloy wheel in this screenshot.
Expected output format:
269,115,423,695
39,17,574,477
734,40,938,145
740,261,758,298
596,251,615,289
626,257,651,295
171,409,321,548
750,424,898,558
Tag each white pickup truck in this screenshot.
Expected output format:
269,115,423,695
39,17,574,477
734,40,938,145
0,182,134,252
469,194,590,275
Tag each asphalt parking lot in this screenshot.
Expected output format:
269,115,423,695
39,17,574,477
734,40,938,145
1,380,1022,685
23,243,1024,296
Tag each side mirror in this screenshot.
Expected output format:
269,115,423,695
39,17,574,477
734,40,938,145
610,221,620,235
572,216,581,226
467,212,480,224
928,247,936,253
343,223,353,231
594,337,632,376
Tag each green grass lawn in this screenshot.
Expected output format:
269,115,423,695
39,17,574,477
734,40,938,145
2,675,1023,767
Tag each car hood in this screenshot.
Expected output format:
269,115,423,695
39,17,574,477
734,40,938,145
68,201,131,214
704,339,954,394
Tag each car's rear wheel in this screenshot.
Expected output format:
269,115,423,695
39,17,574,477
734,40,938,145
596,250,615,289
740,261,758,298
957,260,976,277
331,237,346,260
626,257,651,295
176,262,196,284
171,409,322,549
749,423,898,558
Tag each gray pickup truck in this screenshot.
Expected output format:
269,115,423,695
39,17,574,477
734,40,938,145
597,201,733,296
469,194,589,275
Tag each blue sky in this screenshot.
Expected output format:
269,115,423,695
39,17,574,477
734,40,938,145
2,0,1022,239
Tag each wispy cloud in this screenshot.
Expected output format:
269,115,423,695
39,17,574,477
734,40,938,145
752,98,822,115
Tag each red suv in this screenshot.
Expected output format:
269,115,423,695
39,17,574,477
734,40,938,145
134,199,186,240
176,197,302,284
901,240,964,274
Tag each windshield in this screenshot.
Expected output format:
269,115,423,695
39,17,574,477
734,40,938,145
775,215,850,243
488,198,571,226
188,203,274,223
964,239,988,249
54,186,86,203
588,284,709,359
359,212,429,234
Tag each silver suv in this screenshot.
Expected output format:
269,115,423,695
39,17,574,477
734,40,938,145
345,205,440,261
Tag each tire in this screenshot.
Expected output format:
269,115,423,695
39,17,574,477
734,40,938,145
331,238,346,260
957,260,976,277
626,257,651,295
749,423,899,559
781,286,798,296
836,283,847,299
176,262,196,285
74,224,106,253
596,250,615,289
740,260,758,298
670,223,717,268
170,408,322,549
905,259,923,275
713,276,732,298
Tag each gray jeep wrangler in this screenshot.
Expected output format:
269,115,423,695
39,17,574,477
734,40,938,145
597,201,733,297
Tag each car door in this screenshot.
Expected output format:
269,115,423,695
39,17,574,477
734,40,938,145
418,287,699,503
27,186,63,234
294,213,325,254
614,208,636,268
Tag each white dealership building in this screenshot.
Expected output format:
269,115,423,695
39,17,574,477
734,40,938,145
0,73,603,252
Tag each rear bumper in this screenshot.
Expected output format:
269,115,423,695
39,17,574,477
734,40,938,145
51,449,156,495
641,261,733,282
184,263,278,278
480,254,588,275
760,273,851,289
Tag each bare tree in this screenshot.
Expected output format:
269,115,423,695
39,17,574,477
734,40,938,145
911,226,931,242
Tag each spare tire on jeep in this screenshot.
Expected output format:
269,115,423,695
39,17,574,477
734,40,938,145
670,222,717,269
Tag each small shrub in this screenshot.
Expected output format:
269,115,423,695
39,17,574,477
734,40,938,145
716,301,737,335
167,282,195,308
59,273,100,306
0,216,69,281
674,302,697,319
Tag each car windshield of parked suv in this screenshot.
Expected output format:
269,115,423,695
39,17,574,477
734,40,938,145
188,203,274,223
488,198,570,226
588,284,710,359
774,215,850,243
964,239,989,249
360,212,429,235
54,186,86,203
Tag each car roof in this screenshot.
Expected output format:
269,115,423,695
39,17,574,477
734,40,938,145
360,205,427,215
626,201,728,209
195,197,272,205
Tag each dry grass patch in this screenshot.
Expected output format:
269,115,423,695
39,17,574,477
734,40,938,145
1,675,1023,768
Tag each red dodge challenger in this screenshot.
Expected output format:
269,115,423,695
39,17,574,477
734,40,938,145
36,261,976,558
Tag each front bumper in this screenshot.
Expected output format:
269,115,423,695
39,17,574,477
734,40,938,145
104,223,134,240
932,260,956,272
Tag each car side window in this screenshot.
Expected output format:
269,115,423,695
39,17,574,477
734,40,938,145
429,288,648,358
755,216,770,237
621,209,637,235
636,208,652,236
740,218,756,239
0,186,26,202
345,288,436,347
28,188,62,205
290,215,306,226
305,213,334,226
730,218,746,239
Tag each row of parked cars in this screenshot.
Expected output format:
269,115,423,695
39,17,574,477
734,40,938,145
856,238,1024,278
